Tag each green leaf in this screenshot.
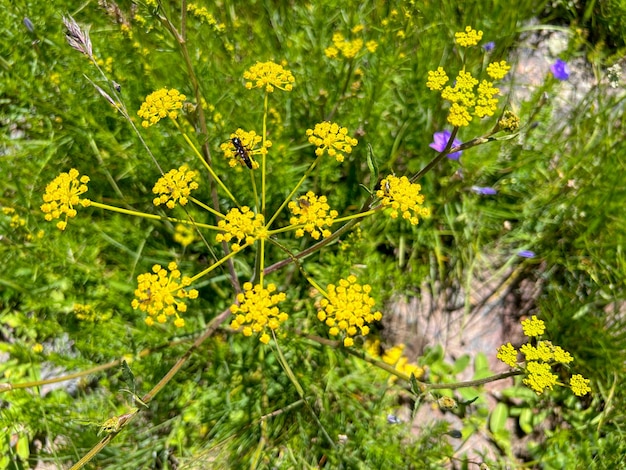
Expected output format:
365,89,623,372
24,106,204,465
366,143,379,192
489,402,509,434
519,407,534,435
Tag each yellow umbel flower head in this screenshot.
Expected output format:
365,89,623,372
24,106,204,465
317,275,382,347
131,262,198,328
230,282,288,344
376,175,431,225
288,192,339,240
152,165,199,209
219,128,271,170
137,88,186,127
454,26,483,47
243,61,295,92
306,121,358,162
216,207,266,252
41,169,91,230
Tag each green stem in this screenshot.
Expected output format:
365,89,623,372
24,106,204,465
88,201,218,230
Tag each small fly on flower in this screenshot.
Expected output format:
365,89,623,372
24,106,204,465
298,196,311,209
231,137,254,169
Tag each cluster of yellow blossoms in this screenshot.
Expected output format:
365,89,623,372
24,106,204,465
426,27,511,127
41,169,91,231
366,339,424,382
131,262,198,328
244,61,295,92
376,175,431,225
152,165,199,209
288,192,338,239
324,32,376,59
230,282,288,344
215,207,266,252
306,121,358,161
219,128,271,169
137,88,186,128
317,275,383,347
497,316,591,396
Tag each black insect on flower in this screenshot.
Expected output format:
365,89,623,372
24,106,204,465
231,137,253,169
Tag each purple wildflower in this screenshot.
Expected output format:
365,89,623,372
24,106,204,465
482,41,495,52
471,186,497,195
517,250,536,258
429,130,462,160
551,59,570,80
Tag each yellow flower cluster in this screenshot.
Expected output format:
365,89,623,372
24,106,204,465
288,192,339,239
41,169,91,230
521,315,545,337
219,129,271,169
74,303,112,322
131,262,198,328
186,3,225,32
376,175,431,225
365,340,424,382
426,67,449,91
426,28,511,127
152,165,199,209
317,275,382,347
306,121,358,162
497,110,521,133
230,282,288,344
137,88,186,128
174,223,195,247
454,26,483,47
216,207,266,252
324,32,365,59
2,206,26,229
243,61,295,92
486,60,511,80
496,316,591,396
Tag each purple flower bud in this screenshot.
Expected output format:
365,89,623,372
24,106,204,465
471,186,497,195
551,59,570,80
483,41,495,52
429,130,462,160
517,250,536,258
23,17,35,33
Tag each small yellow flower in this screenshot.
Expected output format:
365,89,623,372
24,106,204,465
288,192,338,239
216,207,266,252
486,60,511,80
496,342,518,367
243,61,295,92
137,88,186,127
174,223,195,247
474,80,500,118
152,165,199,209
426,67,449,91
328,32,364,59
324,45,339,58
521,315,545,337
570,374,591,396
365,40,378,53
306,121,358,162
131,262,198,327
455,26,483,47
497,110,521,133
219,129,271,169
41,169,91,230
523,361,558,395
376,175,431,225
317,275,382,347
230,282,288,344
32,343,43,353
552,346,573,364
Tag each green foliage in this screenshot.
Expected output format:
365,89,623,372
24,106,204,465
1,0,626,468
